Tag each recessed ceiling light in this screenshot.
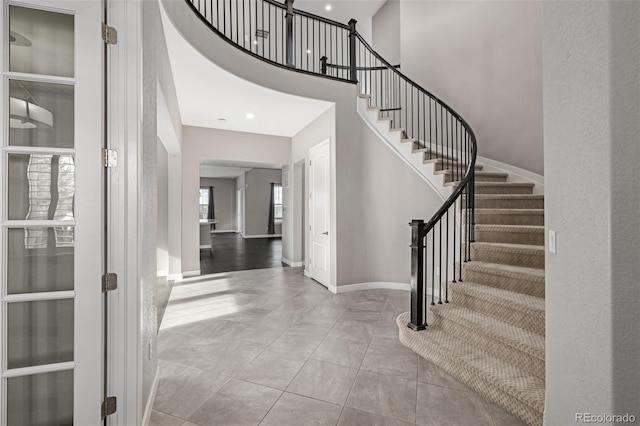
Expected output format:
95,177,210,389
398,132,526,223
306,49,312,54
218,118,227,122
246,113,255,119
325,4,332,11
253,40,258,45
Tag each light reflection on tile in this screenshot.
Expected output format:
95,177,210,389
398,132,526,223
154,267,522,426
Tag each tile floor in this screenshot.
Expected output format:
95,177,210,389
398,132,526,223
151,267,525,426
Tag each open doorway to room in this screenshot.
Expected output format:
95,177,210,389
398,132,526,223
198,160,284,274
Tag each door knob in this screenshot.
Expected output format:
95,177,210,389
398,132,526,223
322,231,329,235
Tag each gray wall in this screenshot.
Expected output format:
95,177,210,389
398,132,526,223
181,126,290,273
157,140,169,275
291,106,335,273
281,164,293,261
543,1,640,422
164,0,444,286
141,0,159,413
200,177,237,231
398,1,544,175
244,168,283,236
372,0,400,66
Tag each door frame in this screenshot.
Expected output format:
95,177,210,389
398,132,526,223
307,138,335,290
0,0,104,424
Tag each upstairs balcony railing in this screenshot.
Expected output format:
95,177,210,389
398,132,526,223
186,0,477,330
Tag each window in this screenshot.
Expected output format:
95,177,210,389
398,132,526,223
199,187,209,220
273,184,283,221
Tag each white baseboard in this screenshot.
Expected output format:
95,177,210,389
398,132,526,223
282,257,304,267
243,234,282,239
333,282,411,294
142,365,160,426
210,230,236,234
182,269,201,278
156,270,168,278
304,269,312,278
477,155,544,194
199,244,210,249
168,273,183,281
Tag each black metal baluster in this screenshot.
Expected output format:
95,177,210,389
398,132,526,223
431,231,435,306
445,210,449,303
438,220,442,304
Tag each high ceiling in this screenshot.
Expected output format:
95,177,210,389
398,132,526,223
160,4,334,138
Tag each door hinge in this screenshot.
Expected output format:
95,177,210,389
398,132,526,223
101,396,117,419
102,22,118,45
102,273,118,292
103,148,118,168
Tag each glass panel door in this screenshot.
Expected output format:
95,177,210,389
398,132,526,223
1,1,103,424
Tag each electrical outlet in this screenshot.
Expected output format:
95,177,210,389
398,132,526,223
549,230,556,254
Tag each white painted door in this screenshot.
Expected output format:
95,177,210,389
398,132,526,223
0,1,104,425
309,139,330,287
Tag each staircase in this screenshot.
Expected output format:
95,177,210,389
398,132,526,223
184,0,545,424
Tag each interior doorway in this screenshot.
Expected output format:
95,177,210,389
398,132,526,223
308,139,331,287
198,161,284,274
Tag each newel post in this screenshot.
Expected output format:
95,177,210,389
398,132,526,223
348,18,357,82
320,56,328,75
285,0,295,67
408,219,427,330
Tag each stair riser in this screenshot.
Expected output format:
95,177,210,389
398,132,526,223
470,246,545,269
462,268,545,298
475,185,534,195
434,162,483,172
475,229,545,245
445,175,508,184
451,290,545,335
475,213,544,226
432,312,545,380
474,198,544,209
398,313,544,426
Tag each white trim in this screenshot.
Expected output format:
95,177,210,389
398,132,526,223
210,230,237,234
2,361,75,378
168,273,183,281
243,234,282,238
476,155,545,194
304,269,312,278
333,282,411,294
182,269,201,278
157,270,168,278
356,92,449,202
282,257,304,267
141,366,160,426
199,244,210,249
2,290,76,303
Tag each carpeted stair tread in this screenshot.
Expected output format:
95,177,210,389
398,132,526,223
470,242,545,269
474,225,544,245
474,208,545,226
472,242,545,255
475,208,544,215
453,281,545,311
431,305,545,368
452,281,545,335
464,261,544,282
397,313,545,424
475,224,544,235
472,195,544,209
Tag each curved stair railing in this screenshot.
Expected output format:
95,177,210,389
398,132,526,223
186,0,477,330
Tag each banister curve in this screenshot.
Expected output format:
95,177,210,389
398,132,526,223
186,0,477,329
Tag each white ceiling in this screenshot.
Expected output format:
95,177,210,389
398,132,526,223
294,0,386,30
160,4,334,137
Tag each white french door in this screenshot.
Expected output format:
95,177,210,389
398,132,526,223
0,1,104,424
309,139,330,287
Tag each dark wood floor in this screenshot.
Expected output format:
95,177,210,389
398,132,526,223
200,232,283,275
